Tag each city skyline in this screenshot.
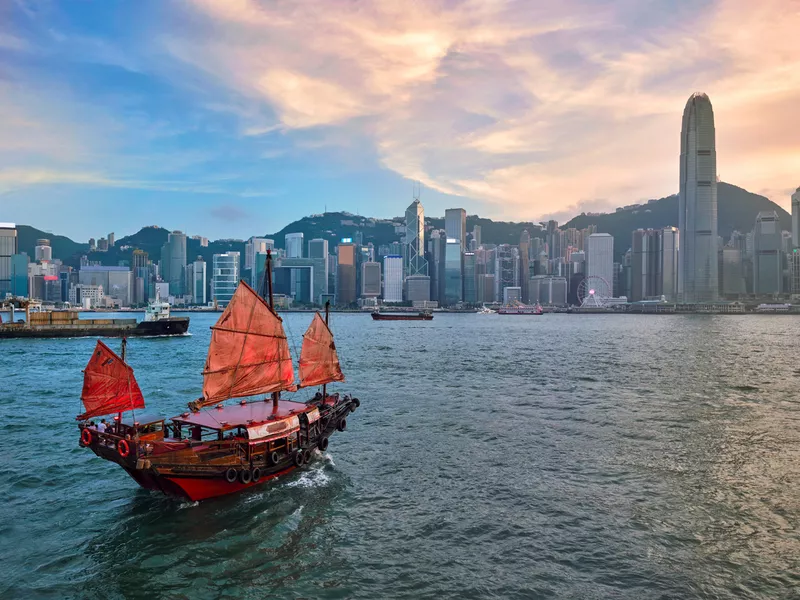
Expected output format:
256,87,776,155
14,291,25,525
2,1,800,240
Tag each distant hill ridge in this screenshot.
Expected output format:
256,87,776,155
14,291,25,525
16,181,790,266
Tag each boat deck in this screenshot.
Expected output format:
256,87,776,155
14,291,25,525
172,400,310,430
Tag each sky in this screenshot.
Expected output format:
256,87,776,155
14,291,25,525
1,0,799,242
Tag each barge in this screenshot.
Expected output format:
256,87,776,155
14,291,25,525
0,297,189,338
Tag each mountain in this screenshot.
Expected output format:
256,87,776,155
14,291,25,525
17,225,89,262
14,181,790,266
565,182,791,261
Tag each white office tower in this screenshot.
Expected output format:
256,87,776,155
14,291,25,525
679,92,718,302
586,233,614,295
383,255,403,302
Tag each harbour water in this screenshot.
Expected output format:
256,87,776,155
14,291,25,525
1,313,799,599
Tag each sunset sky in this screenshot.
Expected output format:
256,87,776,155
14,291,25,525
1,0,799,240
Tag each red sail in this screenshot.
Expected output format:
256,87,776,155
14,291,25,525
201,281,296,405
298,312,345,388
78,340,145,420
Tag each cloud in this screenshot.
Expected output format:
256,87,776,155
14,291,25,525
2,0,799,225
160,0,800,217
210,204,250,222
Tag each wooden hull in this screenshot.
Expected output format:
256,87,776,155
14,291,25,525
81,396,358,502
124,462,301,501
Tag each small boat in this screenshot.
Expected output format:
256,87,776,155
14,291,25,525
76,251,359,502
371,311,433,321
477,305,496,315
497,302,543,315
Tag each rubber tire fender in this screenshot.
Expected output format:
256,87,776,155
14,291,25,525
353,398,361,407
239,469,252,484
225,468,237,483
337,418,347,432
293,449,305,467
251,467,262,482
318,437,329,452
269,451,280,465
302,448,312,464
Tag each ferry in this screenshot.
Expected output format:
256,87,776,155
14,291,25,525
497,302,543,315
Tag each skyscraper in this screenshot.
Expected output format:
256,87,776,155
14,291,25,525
161,230,187,297
245,237,274,282
519,230,531,303
679,92,718,303
361,262,381,298
754,210,782,295
336,242,356,305
445,208,467,250
285,233,303,258
792,187,800,249
188,256,207,305
383,255,403,302
631,229,662,301
661,227,680,301
212,252,240,307
405,199,428,277
0,223,18,296
35,239,52,262
586,233,614,296
444,239,463,306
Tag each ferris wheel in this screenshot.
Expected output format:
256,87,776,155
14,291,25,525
577,276,612,307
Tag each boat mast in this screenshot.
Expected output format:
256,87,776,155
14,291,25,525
322,300,330,400
120,337,127,435
267,249,280,411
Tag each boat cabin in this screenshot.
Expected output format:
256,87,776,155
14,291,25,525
116,413,166,441
168,400,319,457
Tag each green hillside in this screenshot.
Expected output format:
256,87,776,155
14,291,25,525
16,182,790,266
565,182,790,260
16,225,89,262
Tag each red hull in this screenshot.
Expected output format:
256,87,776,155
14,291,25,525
126,464,299,501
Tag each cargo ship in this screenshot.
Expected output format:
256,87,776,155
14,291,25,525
371,311,433,321
0,296,189,338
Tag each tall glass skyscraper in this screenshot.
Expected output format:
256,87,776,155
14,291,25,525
0,223,17,297
161,230,187,297
679,92,718,303
444,239,463,306
792,187,800,249
445,208,466,250
405,199,428,278
212,252,240,307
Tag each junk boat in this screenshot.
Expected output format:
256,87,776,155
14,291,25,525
0,296,189,338
497,302,543,315
371,310,433,321
76,251,358,501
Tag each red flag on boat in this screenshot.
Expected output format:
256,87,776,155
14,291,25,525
298,312,345,389
78,340,145,420
201,281,296,406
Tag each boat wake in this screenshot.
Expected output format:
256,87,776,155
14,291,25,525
285,455,334,488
